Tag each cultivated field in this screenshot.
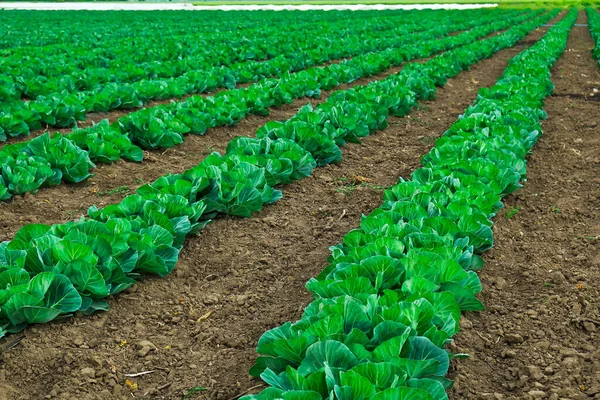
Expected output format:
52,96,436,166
0,7,598,400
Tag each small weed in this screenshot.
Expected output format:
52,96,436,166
337,182,386,195
506,206,520,219
202,147,218,155
364,183,386,191
410,116,432,127
337,185,357,195
579,235,600,241
544,282,553,288
97,185,131,197
183,387,207,399
551,205,561,214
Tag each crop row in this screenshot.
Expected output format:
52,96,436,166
0,9,546,201
0,9,409,55
0,9,410,50
0,9,526,136
0,9,558,338
587,8,600,65
2,12,423,98
0,10,287,49
241,9,577,400
3,10,493,99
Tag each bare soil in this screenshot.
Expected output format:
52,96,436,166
449,12,600,400
0,22,555,400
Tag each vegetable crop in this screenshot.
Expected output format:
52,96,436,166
0,9,545,200
0,8,559,341
242,9,577,400
587,8,600,65
0,8,527,139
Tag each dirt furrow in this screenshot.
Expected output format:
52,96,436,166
449,11,600,400
0,23,556,400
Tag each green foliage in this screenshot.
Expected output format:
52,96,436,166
97,186,131,197
506,207,520,219
70,120,144,164
0,133,94,196
0,8,575,400
0,8,537,200
0,8,540,200
0,8,523,137
587,8,600,61
0,8,551,334
243,8,576,400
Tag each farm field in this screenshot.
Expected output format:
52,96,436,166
0,6,599,400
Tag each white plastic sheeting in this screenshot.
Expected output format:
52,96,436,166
0,2,498,11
